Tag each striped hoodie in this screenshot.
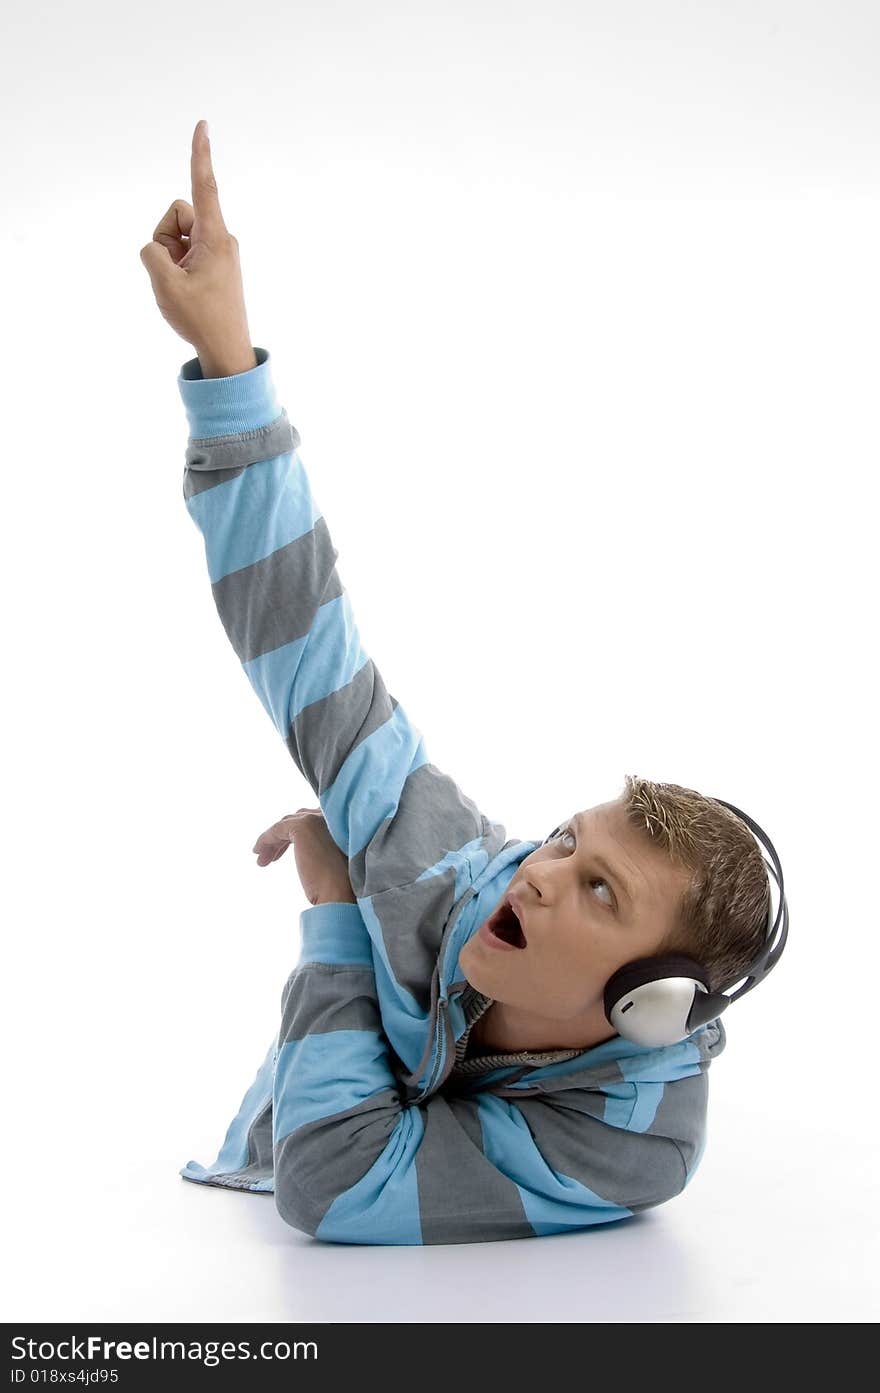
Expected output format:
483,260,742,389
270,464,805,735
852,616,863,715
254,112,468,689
175,346,727,1246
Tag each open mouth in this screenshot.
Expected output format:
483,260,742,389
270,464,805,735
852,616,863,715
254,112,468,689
488,899,528,949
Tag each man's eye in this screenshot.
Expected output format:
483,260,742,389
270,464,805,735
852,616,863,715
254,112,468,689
546,824,574,848
554,825,614,906
547,824,574,847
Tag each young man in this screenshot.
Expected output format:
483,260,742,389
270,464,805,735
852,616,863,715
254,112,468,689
142,122,770,1245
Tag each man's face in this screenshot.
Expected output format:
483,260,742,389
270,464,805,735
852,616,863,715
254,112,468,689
458,797,695,1023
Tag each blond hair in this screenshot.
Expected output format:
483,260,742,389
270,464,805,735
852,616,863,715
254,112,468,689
620,774,771,993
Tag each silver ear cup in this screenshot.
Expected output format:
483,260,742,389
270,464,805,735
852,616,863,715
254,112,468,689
609,977,708,1048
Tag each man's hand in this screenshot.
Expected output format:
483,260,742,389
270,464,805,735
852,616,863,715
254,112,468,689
139,120,256,376
252,808,357,907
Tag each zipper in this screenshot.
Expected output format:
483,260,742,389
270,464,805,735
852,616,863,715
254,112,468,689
410,840,539,1103
418,884,486,1099
409,895,475,1103
401,902,468,1105
420,1000,448,1099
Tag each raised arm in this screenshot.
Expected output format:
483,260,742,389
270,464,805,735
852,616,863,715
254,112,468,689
142,124,508,959
174,342,439,889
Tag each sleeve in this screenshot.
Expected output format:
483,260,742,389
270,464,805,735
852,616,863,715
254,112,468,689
177,349,507,937
272,903,691,1246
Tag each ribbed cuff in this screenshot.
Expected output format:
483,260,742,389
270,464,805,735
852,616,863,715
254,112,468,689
298,902,374,968
177,345,284,440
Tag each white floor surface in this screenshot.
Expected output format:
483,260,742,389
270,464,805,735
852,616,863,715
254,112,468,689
5,1092,876,1323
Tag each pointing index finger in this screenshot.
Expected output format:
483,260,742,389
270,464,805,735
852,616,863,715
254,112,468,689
191,119,226,233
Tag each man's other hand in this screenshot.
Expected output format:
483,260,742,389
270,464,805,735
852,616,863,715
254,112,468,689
252,808,357,906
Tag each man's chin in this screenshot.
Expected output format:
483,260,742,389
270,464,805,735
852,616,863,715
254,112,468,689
457,940,485,990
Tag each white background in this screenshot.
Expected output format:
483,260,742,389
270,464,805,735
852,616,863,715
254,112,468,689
3,0,878,1323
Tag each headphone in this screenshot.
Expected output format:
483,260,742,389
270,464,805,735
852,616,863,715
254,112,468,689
540,798,789,1049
